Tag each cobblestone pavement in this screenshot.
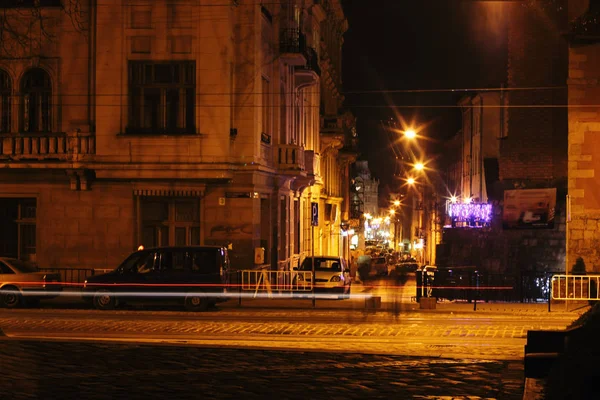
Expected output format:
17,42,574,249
1,339,525,400
0,303,577,361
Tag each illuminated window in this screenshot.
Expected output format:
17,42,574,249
128,61,195,134
0,69,10,132
21,68,51,132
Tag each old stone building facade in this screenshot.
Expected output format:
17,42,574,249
0,0,357,271
437,1,569,279
566,0,600,273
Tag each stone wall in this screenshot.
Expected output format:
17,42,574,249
502,2,568,181
439,203,566,275
568,42,600,273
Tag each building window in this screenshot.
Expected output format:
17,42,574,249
21,68,51,133
0,198,36,261
294,199,300,253
128,61,195,135
167,3,192,29
262,76,271,137
140,197,200,248
279,197,287,261
0,69,10,133
130,6,152,29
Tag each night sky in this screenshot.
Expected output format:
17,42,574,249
341,0,510,193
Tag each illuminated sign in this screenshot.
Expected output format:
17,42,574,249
448,202,492,227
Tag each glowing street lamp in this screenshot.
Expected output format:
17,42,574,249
404,129,417,140
389,209,396,215
450,196,458,203
393,200,401,207
407,177,416,185
414,162,425,171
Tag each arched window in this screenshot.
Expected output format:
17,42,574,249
21,68,51,132
0,69,10,133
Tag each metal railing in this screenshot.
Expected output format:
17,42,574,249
39,268,94,286
240,269,312,297
39,268,113,287
551,275,600,301
428,270,557,303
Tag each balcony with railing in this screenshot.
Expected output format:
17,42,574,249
295,46,320,88
276,144,305,174
0,132,95,163
320,115,345,150
279,27,307,66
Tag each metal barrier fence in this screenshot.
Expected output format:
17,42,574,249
551,275,600,301
239,269,313,297
427,270,556,303
39,268,95,286
39,268,114,287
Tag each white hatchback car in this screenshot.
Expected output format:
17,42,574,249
294,256,351,298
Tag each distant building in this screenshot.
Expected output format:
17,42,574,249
354,160,379,217
436,1,568,281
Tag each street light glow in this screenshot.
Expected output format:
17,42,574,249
450,196,458,203
404,129,417,139
389,209,395,215
407,177,415,185
414,162,424,171
393,200,400,207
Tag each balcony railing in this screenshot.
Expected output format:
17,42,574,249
0,132,95,161
321,116,343,133
280,28,306,54
298,47,320,76
276,144,305,171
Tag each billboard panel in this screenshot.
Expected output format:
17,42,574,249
503,188,557,229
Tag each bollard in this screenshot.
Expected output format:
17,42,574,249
365,296,381,311
419,296,436,309
238,270,242,307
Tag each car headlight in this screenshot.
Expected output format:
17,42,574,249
330,276,341,282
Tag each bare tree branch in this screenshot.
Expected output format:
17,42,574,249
0,0,87,59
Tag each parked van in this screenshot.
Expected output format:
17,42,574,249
83,246,230,311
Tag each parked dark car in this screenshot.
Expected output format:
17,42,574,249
391,261,419,275
83,246,230,311
372,257,388,276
